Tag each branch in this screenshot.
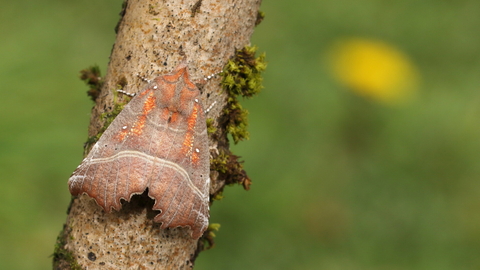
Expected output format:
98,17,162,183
53,0,263,269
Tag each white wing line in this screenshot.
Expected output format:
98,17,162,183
88,150,206,199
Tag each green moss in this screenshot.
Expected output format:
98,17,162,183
224,97,249,143
84,90,131,155
210,151,229,174
52,226,82,270
221,46,266,144
209,46,265,192
211,192,224,201
221,46,266,98
208,223,221,236
210,149,251,191
255,11,265,26
79,65,103,102
206,118,217,135
200,223,221,250
100,93,129,132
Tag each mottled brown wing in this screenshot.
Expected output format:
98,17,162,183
68,64,210,239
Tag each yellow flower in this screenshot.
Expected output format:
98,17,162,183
329,38,419,105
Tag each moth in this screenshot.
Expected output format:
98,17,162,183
68,63,210,239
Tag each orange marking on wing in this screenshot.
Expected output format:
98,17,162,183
131,91,156,136
182,71,196,89
170,112,179,123
181,103,200,164
116,128,128,142
191,147,200,164
138,89,149,97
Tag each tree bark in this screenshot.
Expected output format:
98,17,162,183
53,0,262,269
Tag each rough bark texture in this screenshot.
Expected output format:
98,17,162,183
54,0,261,269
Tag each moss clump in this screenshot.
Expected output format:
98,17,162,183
221,46,266,144
222,46,266,98
210,150,229,174
208,45,264,194
255,10,265,26
210,149,252,191
80,65,103,102
199,223,221,251
223,97,250,143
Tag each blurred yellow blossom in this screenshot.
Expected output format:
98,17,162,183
328,38,419,105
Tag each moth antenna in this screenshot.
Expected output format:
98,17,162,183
117,89,136,97
205,101,216,113
195,70,222,90
116,73,153,97
203,71,222,82
136,73,151,83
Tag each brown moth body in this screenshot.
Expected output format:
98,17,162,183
68,63,210,239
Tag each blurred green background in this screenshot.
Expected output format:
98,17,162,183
1,0,480,269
